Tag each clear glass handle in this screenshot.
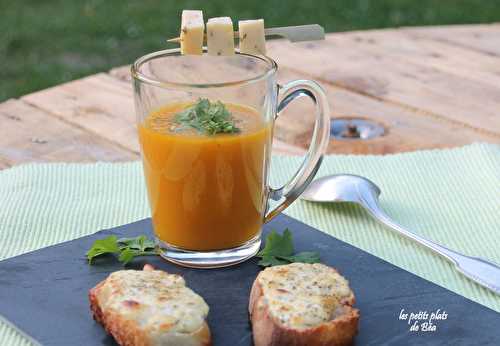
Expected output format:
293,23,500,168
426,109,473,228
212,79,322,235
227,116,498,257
264,80,330,222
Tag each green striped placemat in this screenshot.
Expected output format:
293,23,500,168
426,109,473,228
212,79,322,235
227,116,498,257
0,142,499,344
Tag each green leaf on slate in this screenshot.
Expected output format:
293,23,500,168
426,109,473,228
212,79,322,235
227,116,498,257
258,255,290,267
86,235,157,265
118,235,155,252
86,235,120,264
278,251,321,264
256,229,294,258
118,248,137,265
256,229,320,267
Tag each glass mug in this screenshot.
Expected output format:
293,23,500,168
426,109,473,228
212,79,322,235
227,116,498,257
132,49,329,268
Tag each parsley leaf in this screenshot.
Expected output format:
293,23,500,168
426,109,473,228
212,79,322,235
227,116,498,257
86,235,157,265
118,235,155,252
258,255,290,267
256,230,321,267
118,248,137,265
86,235,120,264
86,229,320,268
278,251,321,264
174,98,240,135
257,229,294,258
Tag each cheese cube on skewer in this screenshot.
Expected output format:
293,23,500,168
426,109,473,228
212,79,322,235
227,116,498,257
180,10,204,55
207,17,235,56
238,19,266,55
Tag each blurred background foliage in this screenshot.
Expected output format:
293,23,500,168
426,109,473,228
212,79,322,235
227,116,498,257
1,0,499,101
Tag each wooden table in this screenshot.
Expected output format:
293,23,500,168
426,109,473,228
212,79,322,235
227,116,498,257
1,24,499,169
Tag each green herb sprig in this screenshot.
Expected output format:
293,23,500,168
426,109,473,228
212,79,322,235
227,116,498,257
85,229,320,267
256,229,321,267
174,98,240,135
86,235,158,265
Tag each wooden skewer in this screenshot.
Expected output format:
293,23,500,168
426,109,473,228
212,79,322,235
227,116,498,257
166,24,324,44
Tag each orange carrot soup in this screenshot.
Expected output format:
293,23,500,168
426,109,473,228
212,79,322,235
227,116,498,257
138,101,272,251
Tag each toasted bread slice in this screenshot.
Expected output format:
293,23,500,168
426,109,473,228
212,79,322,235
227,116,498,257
89,264,211,346
249,263,359,346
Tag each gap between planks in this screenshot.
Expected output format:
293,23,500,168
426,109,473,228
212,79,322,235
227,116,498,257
21,73,140,156
110,24,500,141
283,63,500,141
8,23,497,168
266,30,500,139
337,27,500,89
21,73,305,157
0,99,137,168
21,97,140,157
404,23,500,57
108,62,499,154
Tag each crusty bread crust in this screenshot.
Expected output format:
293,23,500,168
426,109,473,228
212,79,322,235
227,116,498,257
249,265,359,346
89,265,211,346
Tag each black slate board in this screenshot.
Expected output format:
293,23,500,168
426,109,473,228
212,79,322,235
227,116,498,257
0,214,499,346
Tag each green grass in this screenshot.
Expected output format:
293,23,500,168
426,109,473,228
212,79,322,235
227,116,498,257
1,0,499,102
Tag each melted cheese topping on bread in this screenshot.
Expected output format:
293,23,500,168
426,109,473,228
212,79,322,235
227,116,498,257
257,263,352,329
96,269,209,340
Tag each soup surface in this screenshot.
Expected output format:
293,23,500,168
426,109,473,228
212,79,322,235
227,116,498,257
139,101,271,251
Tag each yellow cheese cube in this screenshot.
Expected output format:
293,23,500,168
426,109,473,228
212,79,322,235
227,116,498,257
180,10,204,55
238,19,266,55
207,17,235,56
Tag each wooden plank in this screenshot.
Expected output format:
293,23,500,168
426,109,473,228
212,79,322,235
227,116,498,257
276,68,499,154
331,28,500,88
0,99,136,166
16,68,305,158
0,156,12,169
109,66,133,82
272,139,306,155
110,64,498,154
266,34,500,137
21,73,139,153
6,24,500,165
405,23,500,57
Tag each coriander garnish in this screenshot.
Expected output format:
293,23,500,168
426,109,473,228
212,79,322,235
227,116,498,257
174,98,240,135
